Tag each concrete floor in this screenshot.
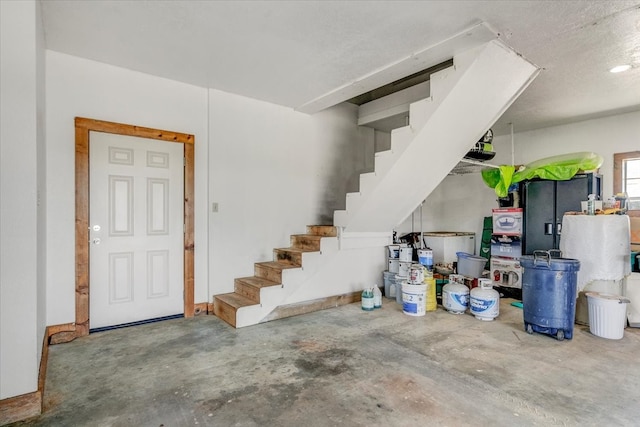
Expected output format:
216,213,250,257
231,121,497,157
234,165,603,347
15,298,640,427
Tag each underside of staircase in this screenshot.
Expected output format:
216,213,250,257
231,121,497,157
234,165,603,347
213,39,540,329
213,225,338,327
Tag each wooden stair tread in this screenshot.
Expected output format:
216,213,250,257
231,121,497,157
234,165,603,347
214,292,257,309
291,234,323,240
256,261,300,271
236,276,281,288
274,247,317,254
307,225,337,237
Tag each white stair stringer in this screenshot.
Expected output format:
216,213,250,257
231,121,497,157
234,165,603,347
234,233,389,328
334,40,540,232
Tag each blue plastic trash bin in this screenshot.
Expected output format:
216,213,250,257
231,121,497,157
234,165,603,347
521,250,580,341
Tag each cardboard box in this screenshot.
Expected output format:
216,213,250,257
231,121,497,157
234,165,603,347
490,257,522,289
490,235,522,258
492,208,523,235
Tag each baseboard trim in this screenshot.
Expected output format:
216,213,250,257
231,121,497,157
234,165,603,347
48,322,77,345
0,324,67,424
261,291,361,323
194,302,209,315
0,390,42,425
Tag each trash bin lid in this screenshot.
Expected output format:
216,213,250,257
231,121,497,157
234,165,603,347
520,254,580,272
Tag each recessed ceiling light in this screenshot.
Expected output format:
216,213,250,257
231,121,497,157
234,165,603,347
610,64,631,73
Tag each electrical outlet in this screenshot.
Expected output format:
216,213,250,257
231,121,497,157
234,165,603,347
212,202,219,213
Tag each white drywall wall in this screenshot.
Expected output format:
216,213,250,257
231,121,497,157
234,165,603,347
396,110,640,250
498,110,640,198
46,52,375,321
45,51,210,324
208,90,375,295
0,0,44,400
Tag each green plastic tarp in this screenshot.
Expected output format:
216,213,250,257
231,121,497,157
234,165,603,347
481,152,604,198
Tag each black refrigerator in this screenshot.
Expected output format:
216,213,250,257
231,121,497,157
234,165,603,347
519,173,602,255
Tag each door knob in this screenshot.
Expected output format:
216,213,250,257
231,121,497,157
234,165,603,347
92,238,101,245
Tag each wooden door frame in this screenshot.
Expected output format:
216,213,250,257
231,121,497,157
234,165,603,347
75,117,195,337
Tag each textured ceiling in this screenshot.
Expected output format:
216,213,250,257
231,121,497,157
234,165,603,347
40,0,640,135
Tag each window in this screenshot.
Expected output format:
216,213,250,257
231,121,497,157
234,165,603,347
614,151,640,215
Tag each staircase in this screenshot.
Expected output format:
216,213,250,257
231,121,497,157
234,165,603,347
334,40,540,232
214,225,341,328
213,39,540,328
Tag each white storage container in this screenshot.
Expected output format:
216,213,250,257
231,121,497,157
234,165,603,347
624,272,640,327
423,232,475,265
586,292,630,339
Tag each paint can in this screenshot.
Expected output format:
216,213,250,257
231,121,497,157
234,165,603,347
402,282,427,316
387,245,400,259
399,246,413,262
388,258,399,274
409,264,425,284
470,278,499,321
418,249,434,272
398,261,412,277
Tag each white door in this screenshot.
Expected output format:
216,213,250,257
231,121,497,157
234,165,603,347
89,132,184,329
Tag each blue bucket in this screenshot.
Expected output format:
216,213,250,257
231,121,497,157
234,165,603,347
521,250,580,340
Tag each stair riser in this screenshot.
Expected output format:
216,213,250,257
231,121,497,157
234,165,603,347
213,297,238,328
291,235,321,250
359,173,377,195
255,264,282,283
306,225,337,237
374,151,394,176
274,249,301,265
234,280,260,302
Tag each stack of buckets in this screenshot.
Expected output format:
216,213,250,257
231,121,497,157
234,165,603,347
383,245,437,316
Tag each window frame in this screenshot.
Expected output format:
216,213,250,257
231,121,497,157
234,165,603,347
614,150,640,217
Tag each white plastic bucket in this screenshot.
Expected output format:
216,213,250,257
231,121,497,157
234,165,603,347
383,271,395,298
402,283,427,316
586,292,630,339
